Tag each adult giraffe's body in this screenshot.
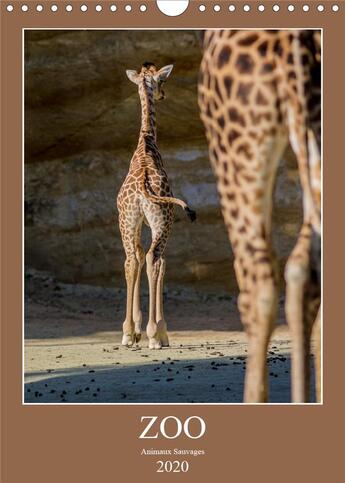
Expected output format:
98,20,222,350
198,30,321,402
117,62,196,350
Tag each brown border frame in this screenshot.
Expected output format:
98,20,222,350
1,1,344,481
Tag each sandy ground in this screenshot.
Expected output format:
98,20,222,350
24,270,316,403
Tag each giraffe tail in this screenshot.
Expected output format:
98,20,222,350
282,31,321,235
139,171,196,222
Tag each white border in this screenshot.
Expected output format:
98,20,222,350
22,27,323,406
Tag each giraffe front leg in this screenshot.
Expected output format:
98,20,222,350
122,254,139,347
156,257,169,347
146,250,162,349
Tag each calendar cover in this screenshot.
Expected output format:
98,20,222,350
1,1,343,481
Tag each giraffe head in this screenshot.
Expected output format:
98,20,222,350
126,62,174,100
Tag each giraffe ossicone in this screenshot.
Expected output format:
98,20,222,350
117,62,196,349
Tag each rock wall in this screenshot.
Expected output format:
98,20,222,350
25,30,302,293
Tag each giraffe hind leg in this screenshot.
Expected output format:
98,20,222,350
122,253,139,347
313,308,321,402
146,249,163,349
235,242,279,403
231,184,280,403
119,211,142,347
132,221,145,342
285,222,321,402
143,202,172,349
155,257,169,347
226,135,285,402
145,233,170,349
235,259,271,402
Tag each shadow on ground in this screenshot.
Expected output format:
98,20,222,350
25,270,246,340
25,352,316,404
25,271,315,404
25,273,287,340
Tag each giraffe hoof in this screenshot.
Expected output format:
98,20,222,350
156,321,169,347
135,333,141,343
159,335,169,347
148,338,162,350
122,334,134,346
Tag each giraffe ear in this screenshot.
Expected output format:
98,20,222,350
154,64,174,82
126,70,140,84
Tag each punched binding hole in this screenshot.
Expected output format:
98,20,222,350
156,0,189,16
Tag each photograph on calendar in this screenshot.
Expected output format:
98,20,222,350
24,29,321,404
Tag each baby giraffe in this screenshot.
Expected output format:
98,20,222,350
117,62,196,349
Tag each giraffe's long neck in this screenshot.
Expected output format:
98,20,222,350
138,78,157,142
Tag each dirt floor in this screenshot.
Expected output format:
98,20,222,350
24,270,316,403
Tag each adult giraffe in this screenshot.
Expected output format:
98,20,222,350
198,30,321,403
